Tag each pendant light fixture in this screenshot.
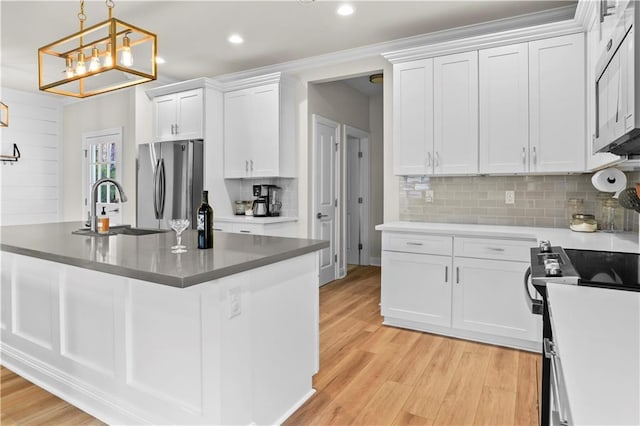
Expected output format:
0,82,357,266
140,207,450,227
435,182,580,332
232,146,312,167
0,102,8,127
38,0,157,98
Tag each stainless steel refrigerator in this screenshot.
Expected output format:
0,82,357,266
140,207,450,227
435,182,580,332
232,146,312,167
137,140,203,229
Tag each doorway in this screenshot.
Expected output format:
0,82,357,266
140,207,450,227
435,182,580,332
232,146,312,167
312,114,340,286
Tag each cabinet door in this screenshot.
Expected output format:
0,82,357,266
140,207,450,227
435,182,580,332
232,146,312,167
176,89,203,140
479,43,530,173
224,90,251,178
529,33,585,173
154,94,177,141
452,257,541,342
250,84,280,177
433,51,479,175
381,251,452,327
393,59,433,175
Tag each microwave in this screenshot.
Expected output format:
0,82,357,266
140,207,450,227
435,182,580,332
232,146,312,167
594,1,640,156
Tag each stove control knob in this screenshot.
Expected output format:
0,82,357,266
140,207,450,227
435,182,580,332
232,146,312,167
539,240,552,253
545,261,562,277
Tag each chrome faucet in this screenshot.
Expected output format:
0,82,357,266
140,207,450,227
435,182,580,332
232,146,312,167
90,178,128,232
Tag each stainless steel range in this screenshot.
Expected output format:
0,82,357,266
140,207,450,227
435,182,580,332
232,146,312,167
525,240,640,426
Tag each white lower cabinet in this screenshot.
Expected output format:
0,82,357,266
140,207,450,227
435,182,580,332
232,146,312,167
452,257,540,342
381,231,541,351
381,251,452,327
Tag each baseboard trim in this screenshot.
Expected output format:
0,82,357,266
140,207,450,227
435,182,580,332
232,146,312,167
0,343,151,425
274,388,316,425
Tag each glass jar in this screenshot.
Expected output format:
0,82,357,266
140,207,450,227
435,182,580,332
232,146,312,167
570,213,597,233
566,198,584,226
600,198,619,232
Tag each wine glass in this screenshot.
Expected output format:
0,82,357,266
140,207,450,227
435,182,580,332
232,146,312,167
168,218,190,253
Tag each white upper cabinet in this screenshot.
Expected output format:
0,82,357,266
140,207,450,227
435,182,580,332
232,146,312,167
153,88,203,141
223,77,296,178
393,59,434,175
479,43,530,173
392,52,478,176
529,33,586,173
433,51,479,175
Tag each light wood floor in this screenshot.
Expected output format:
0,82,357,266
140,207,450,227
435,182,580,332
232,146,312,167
1,265,539,425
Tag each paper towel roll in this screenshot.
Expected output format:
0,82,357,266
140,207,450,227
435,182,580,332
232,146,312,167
591,168,627,196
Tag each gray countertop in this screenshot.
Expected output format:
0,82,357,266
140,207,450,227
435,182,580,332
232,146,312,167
0,222,329,288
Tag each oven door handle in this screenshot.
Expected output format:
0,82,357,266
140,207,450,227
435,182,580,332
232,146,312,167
524,267,544,315
545,338,571,426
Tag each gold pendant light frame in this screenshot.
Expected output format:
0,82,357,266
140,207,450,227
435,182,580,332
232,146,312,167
38,0,157,98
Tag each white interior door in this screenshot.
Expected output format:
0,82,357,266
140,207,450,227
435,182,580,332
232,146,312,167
312,115,339,286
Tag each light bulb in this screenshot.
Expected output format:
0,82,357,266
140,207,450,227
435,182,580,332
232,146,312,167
65,56,75,78
75,52,86,75
89,47,101,72
103,42,113,67
120,34,133,67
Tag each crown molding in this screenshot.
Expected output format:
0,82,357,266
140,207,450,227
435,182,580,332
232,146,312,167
145,77,222,99
574,0,598,29
382,19,583,64
218,72,285,92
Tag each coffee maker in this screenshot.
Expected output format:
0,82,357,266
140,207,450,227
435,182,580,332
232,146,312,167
252,184,282,216
252,185,269,216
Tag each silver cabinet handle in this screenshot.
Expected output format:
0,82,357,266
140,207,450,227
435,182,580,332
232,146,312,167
170,124,175,135
522,147,526,164
456,267,460,284
435,151,440,168
316,212,328,219
239,230,251,234
487,247,505,252
175,123,179,134
245,160,249,173
427,152,432,168
544,339,570,426
532,146,537,164
445,266,448,283
250,159,254,172
405,242,423,246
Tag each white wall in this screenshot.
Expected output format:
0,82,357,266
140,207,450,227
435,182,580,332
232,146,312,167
62,89,137,225
369,93,384,260
290,55,396,242
0,88,63,225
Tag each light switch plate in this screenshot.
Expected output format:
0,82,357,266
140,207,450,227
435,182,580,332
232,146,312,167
425,190,434,203
505,190,515,204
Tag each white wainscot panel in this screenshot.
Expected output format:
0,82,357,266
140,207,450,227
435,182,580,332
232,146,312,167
11,256,57,349
1,253,13,330
60,266,122,377
126,280,203,414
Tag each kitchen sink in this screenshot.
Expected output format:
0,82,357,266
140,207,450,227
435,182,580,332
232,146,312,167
72,225,169,236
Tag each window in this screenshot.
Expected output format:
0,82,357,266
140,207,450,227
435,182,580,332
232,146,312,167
82,128,123,225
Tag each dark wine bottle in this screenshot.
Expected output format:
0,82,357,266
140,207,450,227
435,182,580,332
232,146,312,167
197,190,214,249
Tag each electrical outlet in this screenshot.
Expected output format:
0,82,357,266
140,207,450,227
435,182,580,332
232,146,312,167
505,190,515,205
228,288,241,319
425,190,434,203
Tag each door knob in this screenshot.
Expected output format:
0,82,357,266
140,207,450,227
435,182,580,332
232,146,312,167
317,212,328,219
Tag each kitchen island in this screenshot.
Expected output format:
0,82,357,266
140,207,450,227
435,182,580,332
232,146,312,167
0,222,328,425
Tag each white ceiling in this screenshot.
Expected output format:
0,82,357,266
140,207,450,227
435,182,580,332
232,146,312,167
1,1,577,94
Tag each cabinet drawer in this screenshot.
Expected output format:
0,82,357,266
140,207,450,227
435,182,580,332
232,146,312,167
213,223,233,232
454,237,535,262
382,233,452,256
232,223,264,235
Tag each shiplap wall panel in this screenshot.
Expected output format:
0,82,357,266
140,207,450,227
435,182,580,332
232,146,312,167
0,88,63,225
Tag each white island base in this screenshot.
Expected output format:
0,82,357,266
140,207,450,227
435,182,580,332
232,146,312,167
0,252,319,425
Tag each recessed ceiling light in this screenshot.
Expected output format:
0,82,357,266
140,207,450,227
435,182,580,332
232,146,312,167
228,34,244,44
337,4,354,16
155,56,166,64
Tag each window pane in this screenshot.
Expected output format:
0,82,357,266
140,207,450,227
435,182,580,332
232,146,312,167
109,143,116,162
110,164,116,180
100,183,107,202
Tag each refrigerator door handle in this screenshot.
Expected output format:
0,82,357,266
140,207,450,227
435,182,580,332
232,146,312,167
153,159,161,219
158,158,166,218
